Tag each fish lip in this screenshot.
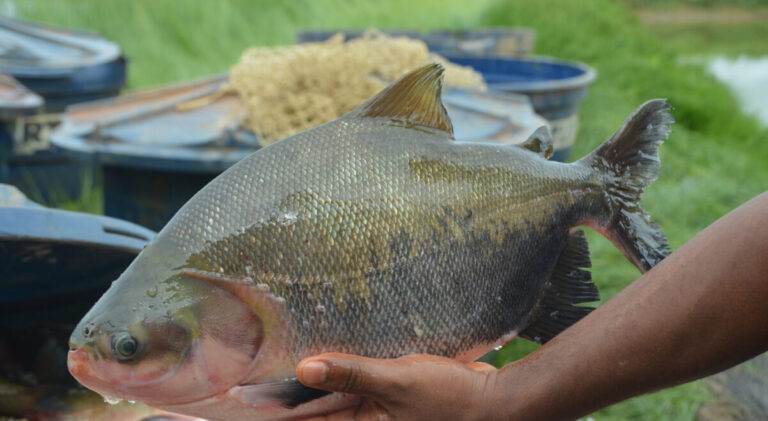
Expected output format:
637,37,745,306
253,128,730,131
68,347,111,385
66,347,191,406
67,342,229,408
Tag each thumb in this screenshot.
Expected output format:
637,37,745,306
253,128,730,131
297,353,403,398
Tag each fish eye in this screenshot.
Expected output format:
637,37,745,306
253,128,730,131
112,333,139,361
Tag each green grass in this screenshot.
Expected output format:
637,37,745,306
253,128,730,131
481,1,768,418
12,0,768,419
13,0,495,89
652,21,768,57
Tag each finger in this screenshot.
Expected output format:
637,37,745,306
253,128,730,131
297,353,404,397
466,361,496,372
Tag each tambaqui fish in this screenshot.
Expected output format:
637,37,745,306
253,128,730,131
68,63,672,420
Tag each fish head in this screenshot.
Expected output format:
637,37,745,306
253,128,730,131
67,254,264,407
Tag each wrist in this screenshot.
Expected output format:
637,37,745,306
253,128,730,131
472,364,537,421
480,357,573,421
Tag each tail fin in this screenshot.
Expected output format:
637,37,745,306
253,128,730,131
579,99,673,272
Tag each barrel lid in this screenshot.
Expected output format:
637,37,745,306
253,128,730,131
443,89,546,143
0,183,155,307
0,16,122,78
50,74,546,172
0,73,43,118
0,184,153,327
444,54,597,93
0,183,154,254
50,74,257,173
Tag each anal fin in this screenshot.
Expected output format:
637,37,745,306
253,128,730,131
520,230,600,344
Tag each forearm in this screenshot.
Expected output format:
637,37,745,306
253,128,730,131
492,191,768,420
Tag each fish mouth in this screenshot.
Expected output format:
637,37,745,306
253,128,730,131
67,347,190,406
67,347,115,390
67,347,168,405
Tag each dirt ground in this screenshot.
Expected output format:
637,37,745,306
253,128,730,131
696,354,768,421
637,6,768,24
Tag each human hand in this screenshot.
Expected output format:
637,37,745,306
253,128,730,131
295,353,499,421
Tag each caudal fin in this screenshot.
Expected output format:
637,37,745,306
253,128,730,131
579,99,673,272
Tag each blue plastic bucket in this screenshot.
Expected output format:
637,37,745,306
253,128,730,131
443,55,596,161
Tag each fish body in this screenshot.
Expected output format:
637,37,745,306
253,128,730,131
68,64,672,420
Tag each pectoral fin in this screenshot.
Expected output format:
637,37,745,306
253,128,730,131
180,269,287,332
230,378,330,409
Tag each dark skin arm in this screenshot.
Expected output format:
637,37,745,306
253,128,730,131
296,191,768,421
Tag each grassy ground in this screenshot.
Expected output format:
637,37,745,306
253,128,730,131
12,0,768,419
12,0,495,89
483,1,768,418
652,20,768,57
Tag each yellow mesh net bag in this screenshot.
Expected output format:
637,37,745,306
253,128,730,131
229,30,486,145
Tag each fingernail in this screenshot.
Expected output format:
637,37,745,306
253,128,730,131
301,361,328,385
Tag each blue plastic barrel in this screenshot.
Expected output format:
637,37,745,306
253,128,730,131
51,75,256,231
0,74,43,186
0,184,154,328
0,16,126,112
443,55,596,161
0,17,126,203
51,74,546,231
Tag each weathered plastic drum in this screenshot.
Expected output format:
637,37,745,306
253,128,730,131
0,17,126,203
444,55,596,161
0,184,154,328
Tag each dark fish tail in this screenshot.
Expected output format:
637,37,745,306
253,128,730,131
579,99,673,272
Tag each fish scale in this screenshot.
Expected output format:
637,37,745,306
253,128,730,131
69,63,673,421
171,125,583,356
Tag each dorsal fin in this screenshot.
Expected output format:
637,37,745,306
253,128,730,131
351,63,454,138
520,126,554,159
